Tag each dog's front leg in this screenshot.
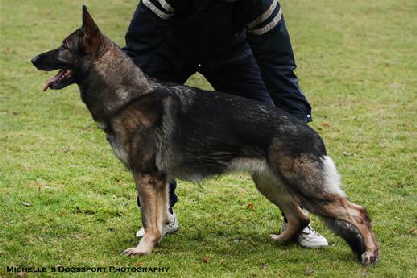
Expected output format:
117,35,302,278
123,173,167,256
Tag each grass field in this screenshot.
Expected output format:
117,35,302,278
1,0,416,277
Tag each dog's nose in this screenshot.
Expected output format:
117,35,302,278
31,55,40,66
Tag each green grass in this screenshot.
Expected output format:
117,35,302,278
1,0,416,277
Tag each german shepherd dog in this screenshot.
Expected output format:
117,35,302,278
31,6,378,265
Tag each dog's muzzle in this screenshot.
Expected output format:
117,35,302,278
31,55,41,67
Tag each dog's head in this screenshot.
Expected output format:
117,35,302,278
31,6,105,91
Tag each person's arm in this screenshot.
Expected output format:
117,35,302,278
122,1,174,69
246,0,312,122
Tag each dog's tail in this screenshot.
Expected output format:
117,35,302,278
322,216,365,258
311,156,366,256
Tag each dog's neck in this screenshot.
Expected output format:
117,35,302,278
78,38,152,123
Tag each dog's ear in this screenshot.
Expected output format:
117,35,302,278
81,5,102,54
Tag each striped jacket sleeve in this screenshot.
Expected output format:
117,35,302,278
247,0,282,36
246,1,312,122
141,0,175,20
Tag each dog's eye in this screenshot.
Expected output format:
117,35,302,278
61,42,71,50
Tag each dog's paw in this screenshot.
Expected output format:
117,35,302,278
122,247,151,257
270,233,286,241
361,251,378,266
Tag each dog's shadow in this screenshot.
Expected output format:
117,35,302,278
114,224,357,265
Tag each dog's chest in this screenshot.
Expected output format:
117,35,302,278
106,133,129,166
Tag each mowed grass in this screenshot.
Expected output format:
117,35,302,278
1,0,416,277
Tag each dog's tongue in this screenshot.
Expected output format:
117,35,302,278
43,69,70,91
43,77,56,91
43,70,61,91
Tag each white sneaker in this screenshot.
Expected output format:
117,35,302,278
281,223,328,248
136,212,179,237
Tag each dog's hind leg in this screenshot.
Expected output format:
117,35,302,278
123,172,168,256
252,171,309,242
272,154,379,265
319,198,378,265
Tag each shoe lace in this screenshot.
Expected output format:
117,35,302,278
301,225,318,235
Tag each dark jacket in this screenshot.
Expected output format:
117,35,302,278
124,0,312,122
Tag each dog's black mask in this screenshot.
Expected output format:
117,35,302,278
31,6,102,91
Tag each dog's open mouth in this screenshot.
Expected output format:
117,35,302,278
43,69,74,91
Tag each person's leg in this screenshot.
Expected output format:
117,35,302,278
246,2,326,246
202,46,326,248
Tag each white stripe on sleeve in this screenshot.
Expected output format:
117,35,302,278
157,0,174,13
143,0,172,20
248,8,282,35
247,0,278,30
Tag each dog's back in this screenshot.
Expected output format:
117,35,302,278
146,83,325,181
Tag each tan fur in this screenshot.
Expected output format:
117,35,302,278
252,171,309,241
123,173,168,256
